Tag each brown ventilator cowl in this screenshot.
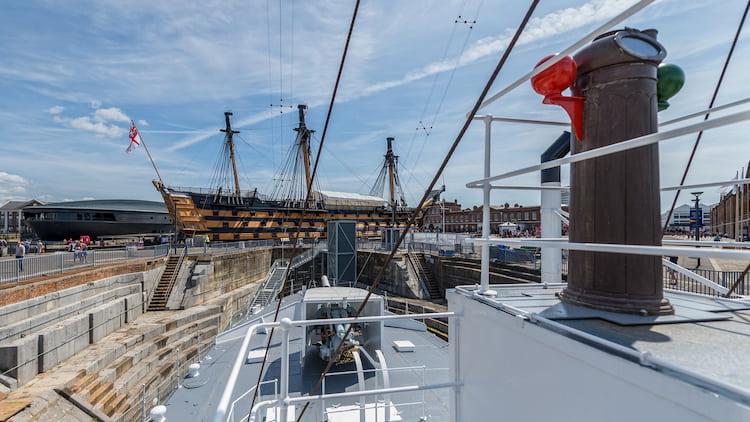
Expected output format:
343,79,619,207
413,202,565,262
559,28,674,315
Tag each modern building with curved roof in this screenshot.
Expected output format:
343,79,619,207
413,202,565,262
23,199,172,240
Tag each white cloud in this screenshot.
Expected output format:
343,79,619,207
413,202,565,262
358,0,640,99
93,107,130,123
137,119,149,126
46,105,64,114
51,106,130,138
66,116,127,138
167,0,647,152
82,196,95,200
166,108,280,151
0,172,30,198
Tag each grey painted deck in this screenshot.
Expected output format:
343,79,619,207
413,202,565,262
164,292,450,421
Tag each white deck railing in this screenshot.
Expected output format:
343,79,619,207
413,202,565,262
215,311,461,422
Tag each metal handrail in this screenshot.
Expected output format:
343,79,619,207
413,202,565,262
160,246,187,305
248,382,462,422
213,311,461,422
248,260,287,310
662,259,731,296
475,0,656,112
468,237,750,262
466,110,750,189
0,244,171,285
405,252,431,299
226,379,278,422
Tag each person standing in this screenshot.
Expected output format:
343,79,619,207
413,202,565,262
36,240,44,254
73,241,82,262
204,235,210,254
15,241,25,272
667,256,679,285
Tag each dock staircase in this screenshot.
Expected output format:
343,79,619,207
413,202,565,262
249,244,325,310
249,259,289,310
408,252,442,300
61,308,220,420
148,247,186,311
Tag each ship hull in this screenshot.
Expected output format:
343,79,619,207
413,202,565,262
23,200,173,241
26,219,172,241
156,185,415,241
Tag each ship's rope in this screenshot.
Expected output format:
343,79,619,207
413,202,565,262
206,132,238,198
402,0,484,193
661,0,750,235
248,0,363,415
296,1,540,420
265,0,275,169
320,140,373,192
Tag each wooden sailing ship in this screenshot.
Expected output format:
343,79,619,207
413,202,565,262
154,105,439,241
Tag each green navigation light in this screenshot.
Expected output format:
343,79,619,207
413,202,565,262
657,63,685,111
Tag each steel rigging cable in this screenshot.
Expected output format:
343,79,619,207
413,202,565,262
296,1,540,420
402,0,484,195
247,0,363,416
662,0,750,236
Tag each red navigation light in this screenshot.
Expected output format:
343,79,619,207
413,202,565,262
531,55,585,140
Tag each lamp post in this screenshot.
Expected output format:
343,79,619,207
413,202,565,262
691,191,703,268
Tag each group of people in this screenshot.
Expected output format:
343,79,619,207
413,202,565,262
66,239,88,263
11,240,46,272
9,238,90,273
498,229,534,238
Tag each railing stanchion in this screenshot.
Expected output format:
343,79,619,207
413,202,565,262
141,383,146,422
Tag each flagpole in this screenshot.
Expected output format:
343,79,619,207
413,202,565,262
132,120,164,184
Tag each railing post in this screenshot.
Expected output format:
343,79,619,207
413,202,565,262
176,346,181,388
279,318,291,422
322,376,327,421
141,383,146,422
60,252,65,274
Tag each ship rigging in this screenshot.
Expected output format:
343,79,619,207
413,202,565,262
152,106,429,242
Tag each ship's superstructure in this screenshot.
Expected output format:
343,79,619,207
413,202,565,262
154,106,425,241
23,199,171,240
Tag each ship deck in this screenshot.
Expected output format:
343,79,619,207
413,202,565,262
460,284,750,402
163,293,450,421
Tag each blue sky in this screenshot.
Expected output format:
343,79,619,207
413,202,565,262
1,0,749,212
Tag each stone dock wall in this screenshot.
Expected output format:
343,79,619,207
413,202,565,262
0,246,273,422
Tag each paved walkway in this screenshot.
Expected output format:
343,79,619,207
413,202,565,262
664,236,749,272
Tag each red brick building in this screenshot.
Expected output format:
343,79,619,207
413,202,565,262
710,165,750,240
422,200,462,231
711,191,750,239
423,200,543,235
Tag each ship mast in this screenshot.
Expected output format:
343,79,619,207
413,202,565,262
386,137,397,210
369,136,407,214
293,105,313,191
220,112,241,196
